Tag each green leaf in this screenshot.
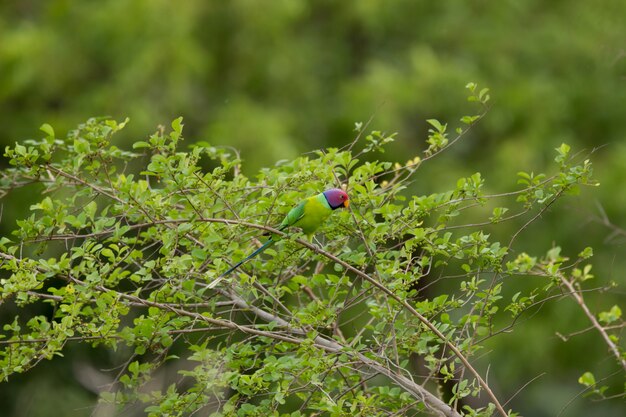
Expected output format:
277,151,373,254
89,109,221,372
598,305,622,324
461,115,480,125
84,201,98,221
40,123,55,138
426,119,444,132
557,143,570,156
191,248,206,260
171,116,184,134
133,141,150,149
578,247,593,259
578,371,595,387
101,248,115,261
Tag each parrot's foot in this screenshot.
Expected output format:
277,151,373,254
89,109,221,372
312,236,324,249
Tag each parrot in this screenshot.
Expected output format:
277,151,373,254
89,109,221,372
208,188,350,288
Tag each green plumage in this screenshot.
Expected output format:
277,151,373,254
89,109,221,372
278,193,332,235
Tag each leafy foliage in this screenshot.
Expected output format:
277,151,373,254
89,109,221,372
0,87,621,416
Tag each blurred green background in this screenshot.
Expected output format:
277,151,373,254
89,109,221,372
1,1,625,416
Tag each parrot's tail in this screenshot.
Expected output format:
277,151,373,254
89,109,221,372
207,238,274,288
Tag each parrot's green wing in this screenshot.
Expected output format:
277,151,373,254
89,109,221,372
278,200,306,230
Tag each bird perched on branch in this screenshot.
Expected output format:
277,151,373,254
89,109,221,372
208,188,350,288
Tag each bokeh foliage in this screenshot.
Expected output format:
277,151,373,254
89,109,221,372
0,1,625,417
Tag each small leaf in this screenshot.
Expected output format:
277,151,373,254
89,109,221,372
191,248,206,260
598,305,622,324
578,247,593,259
40,123,55,138
133,141,150,149
557,143,571,156
426,119,444,132
171,117,184,134
578,371,595,387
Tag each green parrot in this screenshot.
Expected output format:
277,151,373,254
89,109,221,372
208,188,350,288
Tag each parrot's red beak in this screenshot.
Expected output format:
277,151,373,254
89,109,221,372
343,199,350,208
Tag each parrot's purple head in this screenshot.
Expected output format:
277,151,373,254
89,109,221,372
323,188,350,210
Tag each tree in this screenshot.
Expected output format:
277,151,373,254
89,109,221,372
0,86,622,416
